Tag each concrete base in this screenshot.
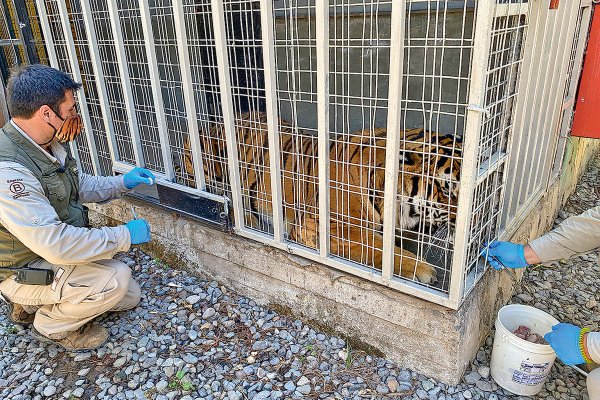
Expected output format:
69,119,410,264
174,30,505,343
88,139,599,384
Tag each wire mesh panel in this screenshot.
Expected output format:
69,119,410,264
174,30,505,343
1,1,28,72
464,6,528,296
64,0,112,175
327,0,393,274
273,0,319,250
501,0,585,239
222,0,272,234
88,0,135,165
23,0,48,65
149,0,194,186
181,0,230,196
394,1,474,291
42,0,94,173
0,3,21,84
115,0,164,172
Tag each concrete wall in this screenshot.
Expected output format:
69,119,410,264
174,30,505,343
88,135,599,385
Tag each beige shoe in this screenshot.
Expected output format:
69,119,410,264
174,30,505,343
7,303,35,326
31,323,109,351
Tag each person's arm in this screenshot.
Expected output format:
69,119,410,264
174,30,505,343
528,206,600,263
78,173,129,204
0,163,130,265
78,167,156,204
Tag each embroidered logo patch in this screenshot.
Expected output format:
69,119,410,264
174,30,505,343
7,179,30,199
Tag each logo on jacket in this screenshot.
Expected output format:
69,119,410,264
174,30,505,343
7,179,30,199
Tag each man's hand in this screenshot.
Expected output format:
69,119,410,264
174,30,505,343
482,241,529,269
123,167,156,189
125,219,151,245
544,323,589,366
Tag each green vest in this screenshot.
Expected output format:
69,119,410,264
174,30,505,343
0,122,88,270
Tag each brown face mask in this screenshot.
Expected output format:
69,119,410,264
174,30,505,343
43,106,83,145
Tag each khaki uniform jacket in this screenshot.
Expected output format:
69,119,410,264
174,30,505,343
528,206,600,363
0,121,131,267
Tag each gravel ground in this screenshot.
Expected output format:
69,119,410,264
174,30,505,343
1,156,599,400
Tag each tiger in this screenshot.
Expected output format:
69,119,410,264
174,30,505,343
179,111,461,284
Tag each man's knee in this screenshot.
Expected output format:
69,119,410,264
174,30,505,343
101,260,132,303
100,260,141,309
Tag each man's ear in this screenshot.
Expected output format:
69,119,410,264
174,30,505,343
38,104,53,120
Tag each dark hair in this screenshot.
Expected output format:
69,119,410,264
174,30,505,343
6,64,82,118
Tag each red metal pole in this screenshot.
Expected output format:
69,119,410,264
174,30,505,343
572,6,600,138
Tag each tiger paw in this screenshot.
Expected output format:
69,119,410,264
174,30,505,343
414,263,437,284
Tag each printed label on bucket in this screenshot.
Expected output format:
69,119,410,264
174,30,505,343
512,370,548,386
520,361,550,374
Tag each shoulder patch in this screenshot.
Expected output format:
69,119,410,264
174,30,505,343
7,178,30,199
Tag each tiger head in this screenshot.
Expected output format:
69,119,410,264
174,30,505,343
396,133,462,232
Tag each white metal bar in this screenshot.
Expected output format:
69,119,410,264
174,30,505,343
502,0,547,229
138,0,174,180
106,0,143,166
551,5,593,180
232,227,457,309
380,0,407,283
172,0,207,191
259,0,283,242
35,0,58,78
448,0,496,304
533,3,574,192
315,0,329,258
35,0,80,169
539,2,579,188
211,0,243,231
513,5,552,215
79,0,120,167
56,0,100,176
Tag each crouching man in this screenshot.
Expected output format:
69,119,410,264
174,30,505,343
0,64,154,351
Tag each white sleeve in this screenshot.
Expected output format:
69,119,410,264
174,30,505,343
0,162,131,265
587,332,600,364
78,173,130,204
528,206,600,262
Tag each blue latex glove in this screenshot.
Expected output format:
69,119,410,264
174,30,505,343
123,167,156,189
544,323,586,366
482,241,528,270
125,219,151,245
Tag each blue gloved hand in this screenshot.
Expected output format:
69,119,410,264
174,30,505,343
544,323,587,366
482,241,528,270
125,219,151,245
123,167,156,189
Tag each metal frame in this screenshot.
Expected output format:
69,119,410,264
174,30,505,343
79,0,120,166
316,0,329,259
106,0,143,167
31,0,590,309
138,0,174,181
260,0,284,243
501,0,591,239
172,0,207,192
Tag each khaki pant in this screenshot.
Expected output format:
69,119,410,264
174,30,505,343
589,367,600,400
0,258,140,339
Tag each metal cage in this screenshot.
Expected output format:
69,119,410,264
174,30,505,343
30,0,591,308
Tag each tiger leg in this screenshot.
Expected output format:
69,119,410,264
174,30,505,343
329,224,436,284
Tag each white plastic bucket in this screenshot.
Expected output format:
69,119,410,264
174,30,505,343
490,304,559,396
